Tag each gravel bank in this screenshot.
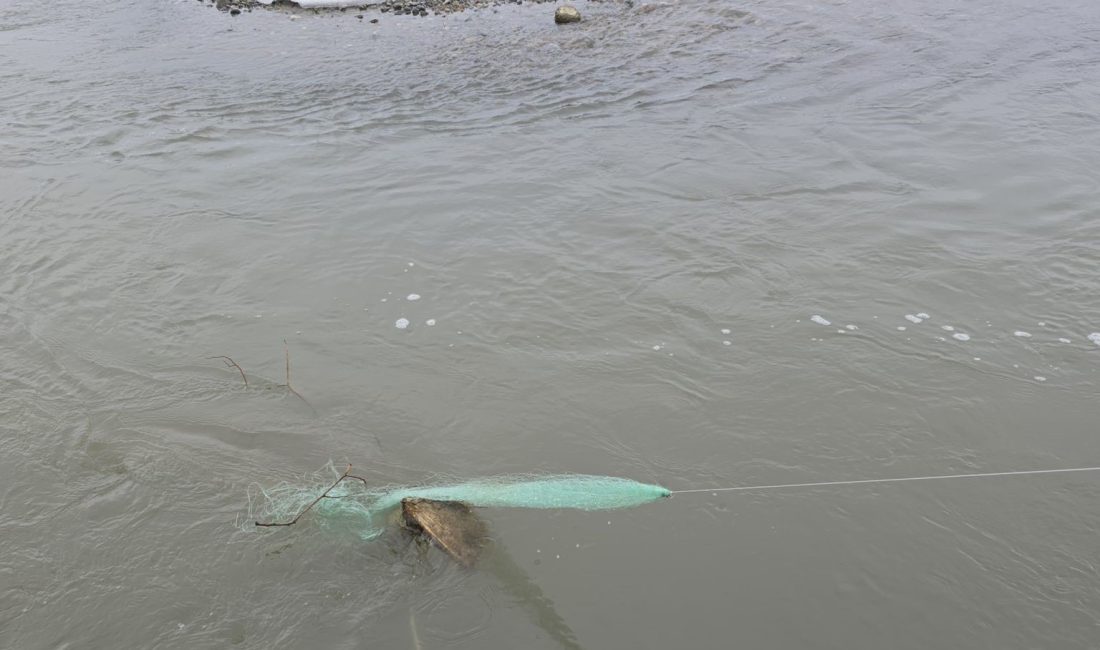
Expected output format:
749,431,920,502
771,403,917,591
205,0,593,18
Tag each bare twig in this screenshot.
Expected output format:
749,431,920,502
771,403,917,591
284,338,291,387
410,609,423,650
282,339,313,410
255,464,369,527
209,356,248,387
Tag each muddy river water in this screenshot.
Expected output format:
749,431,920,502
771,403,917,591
3,0,1100,647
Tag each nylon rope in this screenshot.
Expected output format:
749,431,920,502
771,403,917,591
669,466,1100,495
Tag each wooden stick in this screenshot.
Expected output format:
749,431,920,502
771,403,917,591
255,464,369,527
209,356,248,387
282,339,313,410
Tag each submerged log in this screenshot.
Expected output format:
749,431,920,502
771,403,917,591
401,498,489,567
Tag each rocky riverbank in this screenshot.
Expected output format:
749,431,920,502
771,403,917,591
205,0,591,18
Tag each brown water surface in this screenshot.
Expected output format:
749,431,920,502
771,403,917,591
3,0,1100,647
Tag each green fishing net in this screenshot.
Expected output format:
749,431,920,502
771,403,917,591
249,470,671,540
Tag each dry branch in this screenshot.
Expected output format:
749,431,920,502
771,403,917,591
209,355,248,387
282,339,313,410
255,463,369,527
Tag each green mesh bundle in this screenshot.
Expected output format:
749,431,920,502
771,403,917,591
249,472,671,540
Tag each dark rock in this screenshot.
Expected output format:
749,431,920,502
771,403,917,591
402,498,488,567
370,17,379,22
230,7,241,14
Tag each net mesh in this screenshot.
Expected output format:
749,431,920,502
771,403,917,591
247,469,671,540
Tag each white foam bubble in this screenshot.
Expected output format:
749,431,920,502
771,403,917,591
425,319,436,326
1038,321,1046,327
845,324,858,330
905,314,923,324
652,344,662,351
1089,333,1100,346
953,333,970,341
1034,376,1047,382
1059,337,1071,344
941,325,955,332
897,326,907,331
1014,331,1032,338
810,315,831,326
395,318,409,329
720,328,731,335
916,312,930,320
406,293,421,301
408,262,415,267
722,340,731,346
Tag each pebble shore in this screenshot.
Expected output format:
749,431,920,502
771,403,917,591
205,0,581,18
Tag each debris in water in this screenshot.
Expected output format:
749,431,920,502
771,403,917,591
402,498,489,568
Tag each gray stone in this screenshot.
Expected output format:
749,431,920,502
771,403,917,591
554,4,580,24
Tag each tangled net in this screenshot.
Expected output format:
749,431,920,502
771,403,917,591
247,465,671,540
